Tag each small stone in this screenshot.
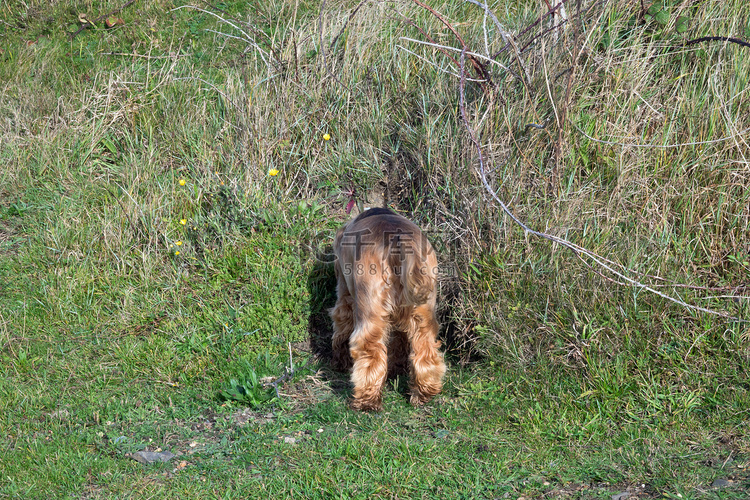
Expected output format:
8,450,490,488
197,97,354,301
711,478,731,488
127,450,176,464
284,437,296,445
612,492,631,500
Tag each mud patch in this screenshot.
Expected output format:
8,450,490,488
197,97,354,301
0,220,22,255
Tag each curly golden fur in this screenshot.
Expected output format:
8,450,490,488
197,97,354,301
329,208,446,411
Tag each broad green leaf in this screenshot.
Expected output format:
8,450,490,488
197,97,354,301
655,9,670,26
675,16,690,34
646,4,661,16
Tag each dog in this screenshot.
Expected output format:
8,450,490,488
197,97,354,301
329,208,446,411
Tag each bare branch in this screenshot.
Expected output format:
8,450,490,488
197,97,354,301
463,0,530,83
392,11,460,68
396,45,487,82
686,36,750,49
411,0,492,88
172,77,243,112
317,0,354,92
204,29,271,67
330,0,369,50
262,354,315,399
171,5,275,69
572,122,750,149
400,37,513,75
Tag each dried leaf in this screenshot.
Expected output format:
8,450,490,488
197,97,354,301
78,13,94,27
105,16,124,28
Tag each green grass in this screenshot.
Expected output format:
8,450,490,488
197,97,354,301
1,0,749,498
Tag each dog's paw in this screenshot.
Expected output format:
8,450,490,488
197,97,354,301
350,396,383,412
409,393,432,407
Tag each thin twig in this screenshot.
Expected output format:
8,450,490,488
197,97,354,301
572,122,750,149
200,0,283,62
396,45,486,82
317,0,353,92
411,0,492,88
262,355,315,398
575,250,750,297
493,0,578,58
330,0,369,50
686,36,750,49
318,0,330,74
519,20,569,53
173,77,242,112
203,28,272,68
103,52,190,59
463,0,530,83
171,5,274,69
457,48,746,322
392,12,460,69
400,37,513,75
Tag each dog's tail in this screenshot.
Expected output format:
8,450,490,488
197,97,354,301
389,233,436,306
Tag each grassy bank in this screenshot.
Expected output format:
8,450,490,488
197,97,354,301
1,0,749,497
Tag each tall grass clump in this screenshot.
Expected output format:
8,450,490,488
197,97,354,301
177,0,750,361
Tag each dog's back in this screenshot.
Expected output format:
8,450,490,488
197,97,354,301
333,208,438,308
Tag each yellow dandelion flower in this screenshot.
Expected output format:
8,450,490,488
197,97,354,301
268,168,279,177
180,219,187,225
179,179,186,186
174,250,180,256
323,133,331,141
176,240,183,246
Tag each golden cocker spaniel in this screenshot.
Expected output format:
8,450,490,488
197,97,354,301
329,208,446,411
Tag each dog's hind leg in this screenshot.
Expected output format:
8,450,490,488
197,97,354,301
349,301,389,412
407,304,446,406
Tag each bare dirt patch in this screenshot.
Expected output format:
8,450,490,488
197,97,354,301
0,220,21,255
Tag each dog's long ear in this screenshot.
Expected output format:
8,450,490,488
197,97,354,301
392,234,437,305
